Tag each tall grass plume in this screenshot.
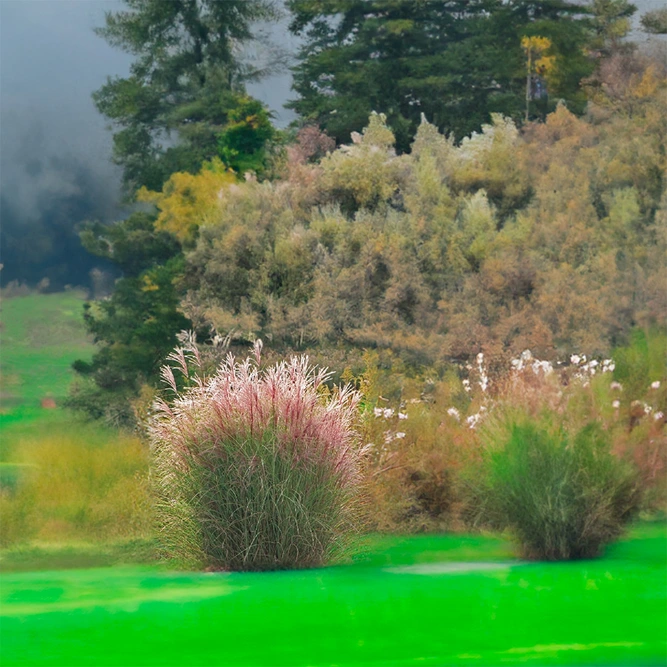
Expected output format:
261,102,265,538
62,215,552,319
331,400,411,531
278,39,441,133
149,339,365,571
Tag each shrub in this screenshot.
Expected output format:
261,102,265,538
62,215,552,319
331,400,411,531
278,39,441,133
319,113,407,214
475,419,641,560
149,341,364,571
359,341,664,535
362,384,482,533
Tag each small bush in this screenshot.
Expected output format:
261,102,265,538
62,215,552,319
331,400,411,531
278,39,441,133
363,400,482,533
475,419,641,560
149,341,364,571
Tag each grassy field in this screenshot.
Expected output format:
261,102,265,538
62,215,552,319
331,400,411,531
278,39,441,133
0,291,95,449
1,292,665,666
0,292,152,549
1,523,665,667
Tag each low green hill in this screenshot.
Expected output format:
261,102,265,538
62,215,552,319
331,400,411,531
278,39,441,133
0,291,94,448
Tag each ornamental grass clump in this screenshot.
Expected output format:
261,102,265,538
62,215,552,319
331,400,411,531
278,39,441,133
149,340,364,571
477,420,641,560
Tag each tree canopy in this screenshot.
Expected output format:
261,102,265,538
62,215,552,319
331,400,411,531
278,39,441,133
641,7,667,35
287,0,595,150
70,1,666,429
93,0,278,193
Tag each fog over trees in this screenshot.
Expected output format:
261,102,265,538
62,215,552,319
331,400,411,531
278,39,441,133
0,0,295,289
0,0,663,290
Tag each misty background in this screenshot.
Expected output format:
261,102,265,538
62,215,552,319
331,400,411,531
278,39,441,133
0,0,297,290
0,0,662,290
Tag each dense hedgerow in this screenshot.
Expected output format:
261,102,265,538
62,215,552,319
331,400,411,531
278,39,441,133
149,340,365,571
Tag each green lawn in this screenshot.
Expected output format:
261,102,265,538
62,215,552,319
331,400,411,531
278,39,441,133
0,291,94,454
1,523,665,667
0,291,92,401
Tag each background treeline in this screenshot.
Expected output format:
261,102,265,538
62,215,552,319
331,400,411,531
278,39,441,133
53,0,665,424
70,69,667,422
4,0,665,291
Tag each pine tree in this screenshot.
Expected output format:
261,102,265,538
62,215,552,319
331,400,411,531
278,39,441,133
287,0,594,150
93,0,278,193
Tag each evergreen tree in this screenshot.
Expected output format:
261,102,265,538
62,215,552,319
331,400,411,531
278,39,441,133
67,212,190,426
641,8,667,35
287,0,594,150
93,0,278,193
70,1,280,424
589,0,636,54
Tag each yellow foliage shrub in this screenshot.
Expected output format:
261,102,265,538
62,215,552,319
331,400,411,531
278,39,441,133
0,428,151,547
137,158,236,244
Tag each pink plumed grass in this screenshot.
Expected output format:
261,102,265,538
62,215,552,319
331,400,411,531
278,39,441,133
149,340,364,571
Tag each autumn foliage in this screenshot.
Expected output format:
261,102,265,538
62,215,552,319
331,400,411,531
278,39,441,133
176,53,665,371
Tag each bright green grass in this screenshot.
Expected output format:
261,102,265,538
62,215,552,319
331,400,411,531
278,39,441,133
0,291,92,413
0,291,94,459
1,523,665,667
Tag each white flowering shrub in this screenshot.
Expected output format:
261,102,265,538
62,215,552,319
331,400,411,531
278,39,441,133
360,332,665,534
